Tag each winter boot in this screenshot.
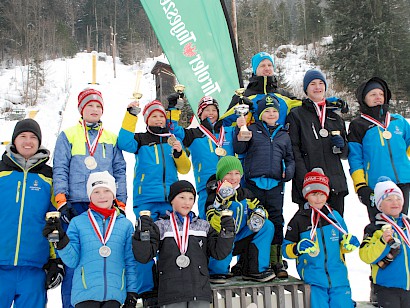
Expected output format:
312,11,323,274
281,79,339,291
270,245,288,279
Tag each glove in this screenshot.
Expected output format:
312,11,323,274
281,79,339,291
357,186,375,208
167,92,185,109
134,215,159,242
127,106,141,116
341,233,360,252
331,134,345,149
215,181,236,205
114,199,126,215
220,215,235,238
56,200,78,224
43,217,69,249
295,239,317,255
327,97,349,114
239,96,254,111
123,292,139,308
43,258,65,290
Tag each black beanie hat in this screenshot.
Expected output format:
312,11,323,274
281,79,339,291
12,119,42,145
168,180,196,203
363,81,384,98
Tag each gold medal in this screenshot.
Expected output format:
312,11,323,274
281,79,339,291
215,147,227,157
308,247,320,257
84,156,97,170
382,130,392,140
167,135,177,146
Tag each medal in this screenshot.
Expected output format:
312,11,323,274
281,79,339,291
88,209,117,258
319,128,328,138
308,248,320,257
167,135,177,146
170,212,190,268
99,245,111,257
215,147,227,157
84,156,97,170
176,254,190,268
382,130,392,140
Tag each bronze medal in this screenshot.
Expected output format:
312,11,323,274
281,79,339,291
215,147,227,157
167,135,177,146
176,254,190,268
84,156,97,170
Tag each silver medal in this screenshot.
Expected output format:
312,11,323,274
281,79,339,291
319,128,329,138
84,156,97,170
176,254,190,268
99,245,111,257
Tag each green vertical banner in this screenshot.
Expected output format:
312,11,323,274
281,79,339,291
140,0,242,113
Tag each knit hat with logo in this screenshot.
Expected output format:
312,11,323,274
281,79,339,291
374,176,404,210
143,100,166,123
256,94,280,121
216,156,243,181
87,171,117,200
78,88,104,115
302,168,330,199
168,180,197,203
12,118,42,145
251,52,274,75
303,69,327,94
197,96,219,119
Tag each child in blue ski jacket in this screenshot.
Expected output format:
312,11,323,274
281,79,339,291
283,168,359,308
359,177,410,307
117,99,191,305
233,94,295,279
43,171,138,308
166,94,236,218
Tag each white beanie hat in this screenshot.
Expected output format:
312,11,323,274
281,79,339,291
374,176,404,210
87,171,116,200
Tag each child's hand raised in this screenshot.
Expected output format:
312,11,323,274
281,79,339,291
127,101,141,116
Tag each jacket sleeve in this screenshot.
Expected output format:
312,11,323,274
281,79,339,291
347,121,367,192
173,150,191,174
339,119,349,160
132,222,160,264
112,142,127,204
283,135,295,182
118,111,139,154
359,225,390,265
52,131,72,197
282,215,300,259
58,220,80,269
125,223,138,292
207,225,234,260
232,126,249,154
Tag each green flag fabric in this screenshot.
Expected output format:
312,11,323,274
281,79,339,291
140,0,242,114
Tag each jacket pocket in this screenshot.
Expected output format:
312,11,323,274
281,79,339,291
81,267,88,289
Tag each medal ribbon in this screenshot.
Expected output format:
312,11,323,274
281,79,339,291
309,210,320,241
312,100,327,129
146,126,172,137
82,120,104,156
170,212,190,255
198,124,225,148
380,213,410,247
361,112,391,132
87,209,117,245
311,204,347,235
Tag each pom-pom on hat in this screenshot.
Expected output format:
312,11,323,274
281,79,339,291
363,81,384,98
374,176,404,210
78,88,104,115
216,156,243,181
87,171,117,200
143,100,166,124
302,168,330,199
303,69,327,94
256,95,280,121
197,96,219,119
168,180,197,203
12,118,42,145
251,52,274,75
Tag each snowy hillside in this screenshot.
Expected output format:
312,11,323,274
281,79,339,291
0,50,374,306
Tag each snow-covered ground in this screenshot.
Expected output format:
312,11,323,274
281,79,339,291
1,50,374,306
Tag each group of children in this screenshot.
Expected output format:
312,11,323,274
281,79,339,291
1,51,410,308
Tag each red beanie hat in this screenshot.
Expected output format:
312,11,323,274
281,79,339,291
78,88,104,115
302,168,330,199
143,100,166,124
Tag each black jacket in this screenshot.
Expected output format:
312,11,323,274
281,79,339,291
233,121,295,182
133,213,233,306
286,99,349,205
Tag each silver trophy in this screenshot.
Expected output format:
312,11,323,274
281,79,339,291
174,84,185,109
139,210,151,242
45,211,61,243
234,88,252,141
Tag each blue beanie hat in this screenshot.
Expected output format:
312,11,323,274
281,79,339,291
251,52,274,75
256,95,280,121
303,69,327,94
